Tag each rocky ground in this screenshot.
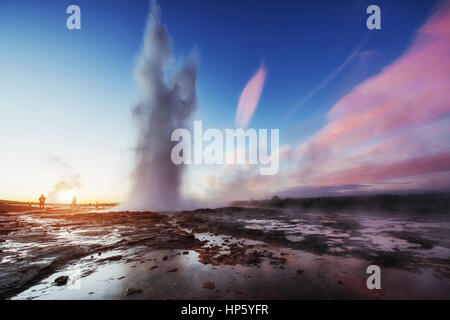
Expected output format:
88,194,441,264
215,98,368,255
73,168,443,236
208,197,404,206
1,204,449,299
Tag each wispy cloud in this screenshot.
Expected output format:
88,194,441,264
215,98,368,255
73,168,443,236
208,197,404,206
293,1,450,186
200,2,450,201
235,64,266,128
285,36,369,117
44,154,72,170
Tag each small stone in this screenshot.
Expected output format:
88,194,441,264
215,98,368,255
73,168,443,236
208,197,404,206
102,255,122,262
54,275,69,286
162,256,168,261
166,268,178,273
203,282,215,290
296,269,305,276
124,288,143,296
183,251,189,255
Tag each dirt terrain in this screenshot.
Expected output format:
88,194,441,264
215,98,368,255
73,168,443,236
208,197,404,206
174,207,450,273
1,204,449,299
0,205,202,299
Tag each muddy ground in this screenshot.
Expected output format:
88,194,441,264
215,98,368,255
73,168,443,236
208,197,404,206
0,204,449,299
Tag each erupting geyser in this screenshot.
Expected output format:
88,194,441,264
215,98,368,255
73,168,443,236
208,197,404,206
121,3,197,211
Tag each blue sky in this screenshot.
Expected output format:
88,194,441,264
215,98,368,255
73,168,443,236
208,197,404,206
0,0,445,203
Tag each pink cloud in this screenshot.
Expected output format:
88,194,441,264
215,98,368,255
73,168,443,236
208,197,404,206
317,151,450,186
200,3,450,201
235,65,266,128
291,2,450,188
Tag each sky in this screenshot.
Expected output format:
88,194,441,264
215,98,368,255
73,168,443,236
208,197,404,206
0,0,449,204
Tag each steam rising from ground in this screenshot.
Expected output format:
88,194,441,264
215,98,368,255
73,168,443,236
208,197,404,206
48,174,83,203
120,3,197,211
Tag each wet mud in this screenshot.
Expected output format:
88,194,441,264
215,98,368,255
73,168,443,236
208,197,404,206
1,204,449,299
0,205,202,299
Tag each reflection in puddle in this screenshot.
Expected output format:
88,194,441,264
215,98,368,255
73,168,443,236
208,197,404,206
2,207,450,299
236,211,450,265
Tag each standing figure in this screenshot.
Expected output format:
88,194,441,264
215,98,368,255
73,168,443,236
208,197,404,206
71,196,77,208
39,194,46,209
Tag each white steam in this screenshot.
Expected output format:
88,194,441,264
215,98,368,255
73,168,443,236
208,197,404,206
47,174,83,203
120,3,197,211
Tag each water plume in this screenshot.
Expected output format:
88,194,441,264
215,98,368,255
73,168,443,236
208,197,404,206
121,3,197,211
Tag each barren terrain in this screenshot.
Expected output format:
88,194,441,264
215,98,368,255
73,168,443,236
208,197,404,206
1,203,449,299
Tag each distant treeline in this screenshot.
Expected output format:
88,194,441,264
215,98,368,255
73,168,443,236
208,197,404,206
232,192,450,213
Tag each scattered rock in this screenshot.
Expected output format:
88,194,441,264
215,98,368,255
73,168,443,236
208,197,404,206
166,268,178,273
296,269,305,276
149,266,158,270
163,256,168,261
203,282,215,290
124,288,143,296
54,275,69,286
183,251,189,255
99,255,122,262
81,269,96,278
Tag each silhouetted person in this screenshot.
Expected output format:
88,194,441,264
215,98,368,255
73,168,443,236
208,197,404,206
71,196,77,208
39,194,46,209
